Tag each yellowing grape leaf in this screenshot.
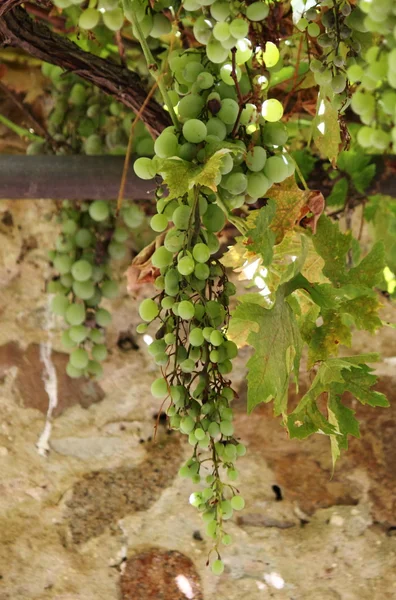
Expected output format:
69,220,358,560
312,94,341,166
267,176,310,242
328,393,360,467
245,200,276,266
228,286,302,414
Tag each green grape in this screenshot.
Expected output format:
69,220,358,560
108,241,126,260
103,8,124,31
70,348,89,369
213,21,230,41
123,205,145,229
217,99,239,125
148,339,166,356
307,22,320,37
73,280,95,300
177,255,195,275
101,280,119,299
196,72,215,90
154,132,179,158
87,360,103,377
224,340,238,359
152,246,174,268
89,201,109,222
51,293,69,316
150,213,168,232
173,205,191,230
92,344,108,361
262,98,284,122
211,559,224,575
180,415,195,434
150,12,172,37
222,534,232,545
247,172,271,198
69,325,89,343
65,303,85,325
53,254,73,275
69,83,86,106
71,260,93,282
134,157,156,180
85,289,102,307
229,18,249,39
331,73,347,94
234,38,252,64
203,205,225,232
95,308,112,327
231,495,245,510
246,1,269,21
189,328,204,346
178,95,205,120
66,362,83,379
206,118,227,141
178,300,195,320
245,146,267,171
263,155,289,183
193,15,213,45
165,267,180,295
210,330,224,346
139,298,159,322
182,119,207,143
220,63,241,86
136,323,148,334
75,229,94,249
206,39,229,64
79,8,100,29
236,443,246,456
164,331,176,344
192,243,210,263
220,420,234,436
210,1,230,21
263,122,288,146
61,329,76,349
224,172,248,195
183,62,205,83
224,443,237,460
62,220,78,235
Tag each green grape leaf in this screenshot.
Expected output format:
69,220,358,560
347,242,386,287
312,95,341,166
312,215,352,285
341,294,382,332
326,177,348,207
267,176,310,242
228,286,302,414
328,393,360,466
308,309,352,364
157,149,233,200
286,355,386,446
337,150,372,175
351,164,376,194
332,366,389,407
245,200,276,266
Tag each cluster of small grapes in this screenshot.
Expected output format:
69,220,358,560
305,1,357,98
131,1,294,213
48,199,144,378
52,0,124,32
28,62,154,158
347,0,396,151
136,190,245,575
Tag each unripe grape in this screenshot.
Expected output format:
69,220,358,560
151,377,169,397
178,300,195,320
79,8,100,30
231,495,245,510
70,348,89,369
95,308,112,327
89,200,109,222
178,255,195,276
65,303,85,326
139,298,159,322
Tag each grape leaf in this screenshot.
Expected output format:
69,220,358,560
245,200,276,266
286,354,386,445
267,176,310,242
157,149,232,200
326,177,348,207
228,286,302,414
312,215,352,285
312,95,341,166
347,242,385,287
328,393,360,466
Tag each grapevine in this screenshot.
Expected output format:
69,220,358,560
1,0,395,575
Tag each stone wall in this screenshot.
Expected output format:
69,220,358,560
0,200,395,600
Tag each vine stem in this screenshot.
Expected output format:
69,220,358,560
117,79,159,213
123,0,180,131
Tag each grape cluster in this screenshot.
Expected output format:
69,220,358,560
48,199,144,378
129,0,296,572
302,1,356,98
136,189,246,574
131,0,293,212
27,63,154,158
346,0,396,152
